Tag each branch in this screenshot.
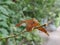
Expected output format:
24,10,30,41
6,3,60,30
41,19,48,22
0,20,52,40
0,31,26,41
35,20,52,29
0,34,17,40
41,20,53,27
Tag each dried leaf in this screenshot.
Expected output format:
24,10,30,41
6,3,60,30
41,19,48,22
16,18,49,36
16,18,40,31
26,25,33,32
16,20,26,27
36,26,49,36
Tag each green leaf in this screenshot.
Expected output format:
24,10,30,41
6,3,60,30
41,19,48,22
0,6,9,15
0,28,8,37
0,21,8,27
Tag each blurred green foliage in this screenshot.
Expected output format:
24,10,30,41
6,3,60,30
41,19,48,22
0,0,60,45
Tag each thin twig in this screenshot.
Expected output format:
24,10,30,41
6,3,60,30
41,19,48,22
0,20,52,40
0,31,26,41
35,20,52,29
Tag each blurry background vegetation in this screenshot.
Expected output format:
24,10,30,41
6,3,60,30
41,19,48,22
0,0,60,45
